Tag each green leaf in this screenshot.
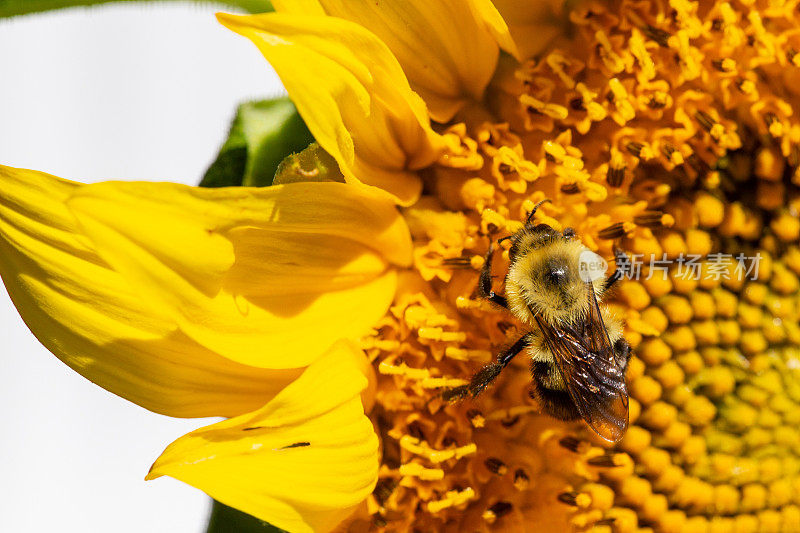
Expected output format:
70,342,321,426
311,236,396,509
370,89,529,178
200,97,314,188
0,0,273,17
205,500,287,533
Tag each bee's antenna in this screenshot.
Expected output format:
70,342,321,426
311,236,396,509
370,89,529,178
525,198,552,225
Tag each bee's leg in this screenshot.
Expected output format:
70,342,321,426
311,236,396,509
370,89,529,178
477,242,508,308
602,248,630,293
562,227,576,239
613,337,632,370
443,333,532,401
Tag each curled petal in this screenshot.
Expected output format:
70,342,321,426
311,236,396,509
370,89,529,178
273,0,516,122
493,0,576,60
66,179,410,368
0,166,300,418
218,12,445,205
147,341,379,533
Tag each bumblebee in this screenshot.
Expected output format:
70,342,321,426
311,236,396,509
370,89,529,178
445,200,631,442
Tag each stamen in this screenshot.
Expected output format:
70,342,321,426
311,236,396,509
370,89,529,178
519,94,569,120
595,517,616,526
607,152,627,187
558,491,591,507
403,306,458,329
420,377,467,389
427,488,476,513
486,406,539,422
712,58,735,72
559,436,587,453
484,457,508,476
643,25,670,47
399,463,445,481
634,211,673,228
466,409,485,428
444,347,492,362
595,30,626,73
359,338,400,351
378,361,431,380
482,501,513,523
587,454,624,467
546,52,576,88
598,222,628,239
398,435,476,463
417,328,467,343
441,256,473,269
513,469,530,491
560,183,580,195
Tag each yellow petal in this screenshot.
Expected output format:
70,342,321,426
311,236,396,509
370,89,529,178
146,341,379,533
0,165,300,418
467,0,519,59
272,0,515,122
493,0,575,60
217,12,444,206
66,179,410,368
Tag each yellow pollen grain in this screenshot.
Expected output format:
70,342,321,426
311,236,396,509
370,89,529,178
652,361,685,390
695,193,725,228
619,426,652,455
638,338,672,366
770,212,800,242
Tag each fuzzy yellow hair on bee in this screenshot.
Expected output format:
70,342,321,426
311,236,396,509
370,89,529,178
505,234,605,326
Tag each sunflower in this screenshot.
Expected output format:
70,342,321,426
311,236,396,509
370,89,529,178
3,1,800,532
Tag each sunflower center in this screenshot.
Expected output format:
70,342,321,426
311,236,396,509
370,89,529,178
360,1,800,530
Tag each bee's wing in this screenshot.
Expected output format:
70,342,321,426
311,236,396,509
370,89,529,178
534,283,629,442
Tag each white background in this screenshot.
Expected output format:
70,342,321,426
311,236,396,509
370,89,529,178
0,4,285,532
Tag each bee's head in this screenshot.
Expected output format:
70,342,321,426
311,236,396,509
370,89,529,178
506,236,591,325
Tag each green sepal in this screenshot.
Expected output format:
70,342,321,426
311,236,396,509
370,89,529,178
273,143,344,185
0,0,274,18
205,501,287,533
200,97,314,188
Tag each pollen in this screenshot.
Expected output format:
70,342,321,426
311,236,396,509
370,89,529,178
357,0,800,531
